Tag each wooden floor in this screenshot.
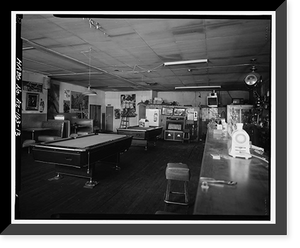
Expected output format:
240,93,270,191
16,139,204,220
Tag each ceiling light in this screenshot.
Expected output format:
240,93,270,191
164,59,208,66
244,64,261,86
82,86,97,96
22,46,34,51
175,86,221,90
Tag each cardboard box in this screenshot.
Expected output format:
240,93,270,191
139,119,149,128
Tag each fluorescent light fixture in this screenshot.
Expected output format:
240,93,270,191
22,46,34,51
164,59,208,66
175,86,221,90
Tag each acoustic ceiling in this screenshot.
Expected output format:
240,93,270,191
20,14,271,91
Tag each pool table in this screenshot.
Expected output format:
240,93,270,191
32,133,132,188
116,126,163,150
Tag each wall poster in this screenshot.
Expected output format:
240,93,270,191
63,100,70,113
71,91,89,118
120,94,136,117
114,109,121,119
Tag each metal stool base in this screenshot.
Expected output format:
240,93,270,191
164,180,189,206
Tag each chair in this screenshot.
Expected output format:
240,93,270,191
164,162,190,206
37,121,65,142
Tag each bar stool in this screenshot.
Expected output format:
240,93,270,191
183,129,190,143
164,162,190,206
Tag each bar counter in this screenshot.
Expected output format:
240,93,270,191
193,127,270,219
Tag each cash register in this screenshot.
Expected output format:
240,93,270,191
228,123,252,159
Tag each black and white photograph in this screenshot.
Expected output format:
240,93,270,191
7,5,295,245
25,92,39,110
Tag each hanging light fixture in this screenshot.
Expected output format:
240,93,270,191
244,59,261,86
82,86,97,96
244,66,261,86
82,47,97,96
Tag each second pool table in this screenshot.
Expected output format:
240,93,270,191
117,126,163,150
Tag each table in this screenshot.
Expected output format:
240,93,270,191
22,127,54,140
116,126,163,150
193,128,270,220
32,133,132,188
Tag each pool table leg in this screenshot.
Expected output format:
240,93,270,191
84,178,99,189
114,153,121,171
48,173,63,181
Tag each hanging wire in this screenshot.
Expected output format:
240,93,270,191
88,47,91,87
81,47,93,87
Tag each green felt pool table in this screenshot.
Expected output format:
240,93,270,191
116,126,163,150
32,133,132,188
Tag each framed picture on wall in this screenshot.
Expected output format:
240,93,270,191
23,81,43,93
26,93,39,110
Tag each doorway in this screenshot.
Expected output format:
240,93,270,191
89,104,101,133
105,105,114,132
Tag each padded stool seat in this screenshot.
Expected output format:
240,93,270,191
164,163,190,206
166,163,190,181
22,139,35,147
22,139,36,153
38,136,61,142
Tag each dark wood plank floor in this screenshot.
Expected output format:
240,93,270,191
16,139,204,220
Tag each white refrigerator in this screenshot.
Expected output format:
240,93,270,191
146,109,160,126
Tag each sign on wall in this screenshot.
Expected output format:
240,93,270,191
120,94,136,117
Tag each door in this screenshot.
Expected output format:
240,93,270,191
105,106,114,132
89,104,101,132
138,103,146,120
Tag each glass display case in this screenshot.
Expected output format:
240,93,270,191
227,105,253,135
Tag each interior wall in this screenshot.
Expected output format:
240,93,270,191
22,71,49,115
57,81,106,118
105,90,153,131
20,71,251,132
104,90,249,132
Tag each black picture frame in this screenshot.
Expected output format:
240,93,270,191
25,93,39,110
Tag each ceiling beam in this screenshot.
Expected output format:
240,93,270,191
22,37,150,90
21,37,108,74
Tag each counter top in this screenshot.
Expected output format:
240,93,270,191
193,128,269,219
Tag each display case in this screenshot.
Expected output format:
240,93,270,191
200,107,226,138
227,105,253,135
